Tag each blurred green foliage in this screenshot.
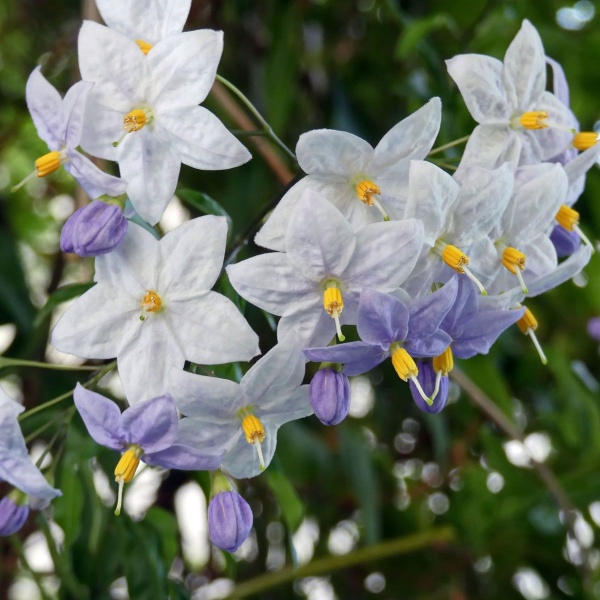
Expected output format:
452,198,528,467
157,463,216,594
2,0,600,599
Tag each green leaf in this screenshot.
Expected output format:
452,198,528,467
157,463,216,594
394,14,457,60
34,283,95,328
177,188,233,242
265,467,305,533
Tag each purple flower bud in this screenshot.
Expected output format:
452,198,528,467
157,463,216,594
587,317,600,342
208,491,253,553
309,367,351,425
550,225,580,258
409,361,448,414
60,200,127,257
0,496,30,536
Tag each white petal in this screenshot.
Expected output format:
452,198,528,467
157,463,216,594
564,144,600,206
276,298,333,348
286,194,357,282
502,20,546,110
50,284,139,359
79,95,123,161
117,315,184,404
370,97,442,171
261,385,312,423
96,0,190,44
296,129,373,178
118,127,181,225
64,151,128,199
166,292,260,365
61,80,93,148
459,124,521,170
222,423,278,479
148,30,223,108
78,21,146,108
226,253,316,316
343,219,424,290
533,91,577,161
25,67,63,150
158,216,227,299
160,105,251,170
446,55,510,122
521,235,558,278
404,161,460,246
94,221,160,297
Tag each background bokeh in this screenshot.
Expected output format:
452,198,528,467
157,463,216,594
1,0,600,599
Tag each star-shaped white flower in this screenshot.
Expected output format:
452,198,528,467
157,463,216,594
255,98,441,251
169,334,311,479
78,22,251,225
446,20,576,169
228,192,424,348
51,217,260,404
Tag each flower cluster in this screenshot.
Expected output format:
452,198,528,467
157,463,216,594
3,7,596,559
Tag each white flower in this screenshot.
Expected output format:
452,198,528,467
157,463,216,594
228,192,424,348
51,217,260,404
78,22,251,225
446,20,576,169
255,98,441,251
169,334,311,479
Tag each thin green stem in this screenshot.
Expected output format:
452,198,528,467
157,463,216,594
9,536,54,600
225,527,454,599
427,135,470,156
230,129,270,137
215,74,297,163
0,357,99,371
18,361,116,422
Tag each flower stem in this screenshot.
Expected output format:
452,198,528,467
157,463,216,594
0,357,99,371
215,74,297,163
427,135,470,156
225,527,454,599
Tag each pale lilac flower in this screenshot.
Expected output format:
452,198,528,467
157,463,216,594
51,217,259,404
409,362,448,414
587,318,600,342
309,368,351,426
78,22,250,224
14,67,127,199
255,98,441,250
208,491,253,553
60,200,128,257
0,495,30,536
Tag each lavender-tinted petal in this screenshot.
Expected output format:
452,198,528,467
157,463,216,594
144,443,224,471
0,497,30,536
208,491,253,553
60,201,128,257
356,289,409,347
73,384,125,451
408,277,458,340
309,368,351,426
405,331,452,359
587,317,600,342
549,225,580,258
64,151,128,199
122,395,179,453
440,276,478,337
303,343,387,376
409,362,448,414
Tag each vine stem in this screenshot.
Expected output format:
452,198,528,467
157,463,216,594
18,361,116,423
0,357,99,371
427,135,470,156
224,527,454,599
215,74,297,164
450,367,593,592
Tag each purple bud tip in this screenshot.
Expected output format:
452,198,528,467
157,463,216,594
550,225,580,258
587,317,600,342
0,496,30,536
60,200,128,257
309,368,351,426
208,491,253,553
409,362,449,414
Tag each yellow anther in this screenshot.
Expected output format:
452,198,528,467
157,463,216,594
355,180,381,206
241,414,266,445
517,307,538,334
573,132,598,151
114,447,141,484
135,39,153,55
34,151,62,177
555,204,579,231
141,290,162,313
501,247,526,274
124,109,148,133
519,111,548,130
441,244,469,273
390,346,418,382
323,286,345,341
433,346,454,375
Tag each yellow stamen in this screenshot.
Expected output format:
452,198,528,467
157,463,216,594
433,346,454,376
439,243,487,295
241,414,266,471
35,151,62,177
114,446,142,516
519,111,548,130
517,307,547,365
389,345,432,405
355,179,389,220
323,286,345,342
555,204,579,232
113,109,150,147
135,39,153,55
141,290,162,313
502,247,528,293
573,132,598,151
